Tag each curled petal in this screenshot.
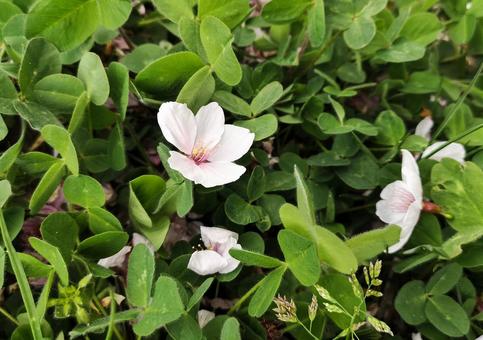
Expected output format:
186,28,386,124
200,226,238,249
414,116,433,141
401,149,422,202
195,161,246,188
187,250,228,275
197,310,215,328
388,201,421,253
97,246,132,268
219,243,241,274
208,125,255,162
195,102,225,151
167,151,199,182
422,141,465,164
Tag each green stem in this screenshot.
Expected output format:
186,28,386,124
92,294,123,340
0,306,19,326
351,133,379,164
0,211,43,339
105,290,116,340
422,123,483,159
297,321,319,340
36,269,55,321
432,62,483,141
227,278,265,314
125,122,156,172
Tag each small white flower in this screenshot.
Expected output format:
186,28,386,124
132,232,155,254
415,116,465,164
187,226,241,275
414,116,434,141
197,309,215,328
376,150,423,253
158,102,255,188
97,246,132,268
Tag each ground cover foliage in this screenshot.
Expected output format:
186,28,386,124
0,0,482,339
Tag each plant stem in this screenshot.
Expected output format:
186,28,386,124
227,277,265,314
0,306,19,326
92,295,123,340
297,320,319,340
432,62,483,141
0,210,43,339
125,121,156,172
105,290,116,340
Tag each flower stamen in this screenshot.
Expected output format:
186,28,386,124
191,146,209,164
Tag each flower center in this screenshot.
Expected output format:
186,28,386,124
190,146,209,165
207,242,221,253
390,188,416,213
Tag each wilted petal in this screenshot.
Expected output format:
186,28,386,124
414,116,433,141
97,246,132,268
167,151,199,182
219,243,241,274
194,102,225,151
132,233,155,254
188,250,228,275
401,150,422,201
422,141,465,164
388,201,421,253
195,161,246,188
376,180,415,224
197,310,215,328
208,125,255,162
158,102,196,155
200,226,238,249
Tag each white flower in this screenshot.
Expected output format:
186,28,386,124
158,102,255,188
187,226,241,275
415,116,465,164
132,232,155,254
414,116,433,141
197,309,215,328
376,150,423,253
97,246,132,268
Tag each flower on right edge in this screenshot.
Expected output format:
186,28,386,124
376,150,423,253
415,116,466,163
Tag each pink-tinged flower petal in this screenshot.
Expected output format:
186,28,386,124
195,161,246,188
401,150,422,202
200,226,238,249
197,310,215,328
97,246,132,268
388,200,421,253
219,243,241,274
188,250,228,275
208,125,255,162
414,116,433,141
158,102,196,155
167,151,199,182
194,102,225,151
422,141,466,164
376,180,414,224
